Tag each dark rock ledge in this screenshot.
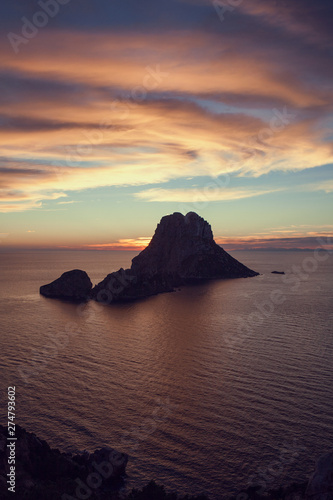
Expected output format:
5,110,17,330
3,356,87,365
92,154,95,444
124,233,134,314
1,424,332,500
0,424,127,500
40,212,259,303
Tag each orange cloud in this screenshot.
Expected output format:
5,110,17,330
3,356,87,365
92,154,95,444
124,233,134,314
66,237,151,251
1,31,329,107
0,30,332,213
215,229,333,250
135,187,281,202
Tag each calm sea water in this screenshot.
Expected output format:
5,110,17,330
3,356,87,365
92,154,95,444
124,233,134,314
0,250,332,499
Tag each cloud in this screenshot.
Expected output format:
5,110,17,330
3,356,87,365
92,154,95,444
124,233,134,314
2,31,331,107
0,86,331,213
135,186,281,202
57,200,81,205
68,237,151,251
238,0,333,46
0,189,66,213
215,231,333,250
0,17,332,212
0,113,105,132
311,180,333,193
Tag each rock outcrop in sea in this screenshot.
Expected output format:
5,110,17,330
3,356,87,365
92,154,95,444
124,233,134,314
40,269,92,301
40,212,259,302
133,211,258,281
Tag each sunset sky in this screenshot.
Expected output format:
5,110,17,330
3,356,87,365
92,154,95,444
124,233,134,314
0,0,332,250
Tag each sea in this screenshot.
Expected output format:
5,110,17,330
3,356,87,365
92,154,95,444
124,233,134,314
0,249,332,499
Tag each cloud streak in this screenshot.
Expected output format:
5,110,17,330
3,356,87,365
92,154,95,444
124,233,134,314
0,0,331,254
135,187,281,202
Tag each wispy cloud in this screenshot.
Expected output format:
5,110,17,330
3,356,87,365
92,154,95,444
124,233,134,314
57,200,81,205
0,0,331,256
0,24,332,213
0,190,67,213
135,187,281,202
310,180,333,193
69,237,151,251
216,228,333,250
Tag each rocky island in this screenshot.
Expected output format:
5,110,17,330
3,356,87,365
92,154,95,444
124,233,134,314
40,212,259,303
40,270,93,301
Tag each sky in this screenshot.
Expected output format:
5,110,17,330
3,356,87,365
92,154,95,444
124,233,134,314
0,0,332,250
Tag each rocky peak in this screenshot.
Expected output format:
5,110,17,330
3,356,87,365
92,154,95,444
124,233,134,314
152,212,213,241
131,211,258,283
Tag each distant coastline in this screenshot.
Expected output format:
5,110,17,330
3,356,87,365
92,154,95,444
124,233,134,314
0,247,326,253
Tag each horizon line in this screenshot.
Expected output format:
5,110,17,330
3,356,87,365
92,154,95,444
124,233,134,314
0,246,330,253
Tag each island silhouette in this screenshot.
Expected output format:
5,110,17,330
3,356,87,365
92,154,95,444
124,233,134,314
40,212,259,302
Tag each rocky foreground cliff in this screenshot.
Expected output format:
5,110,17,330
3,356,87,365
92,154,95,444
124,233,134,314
0,424,127,500
1,424,332,500
40,212,258,302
